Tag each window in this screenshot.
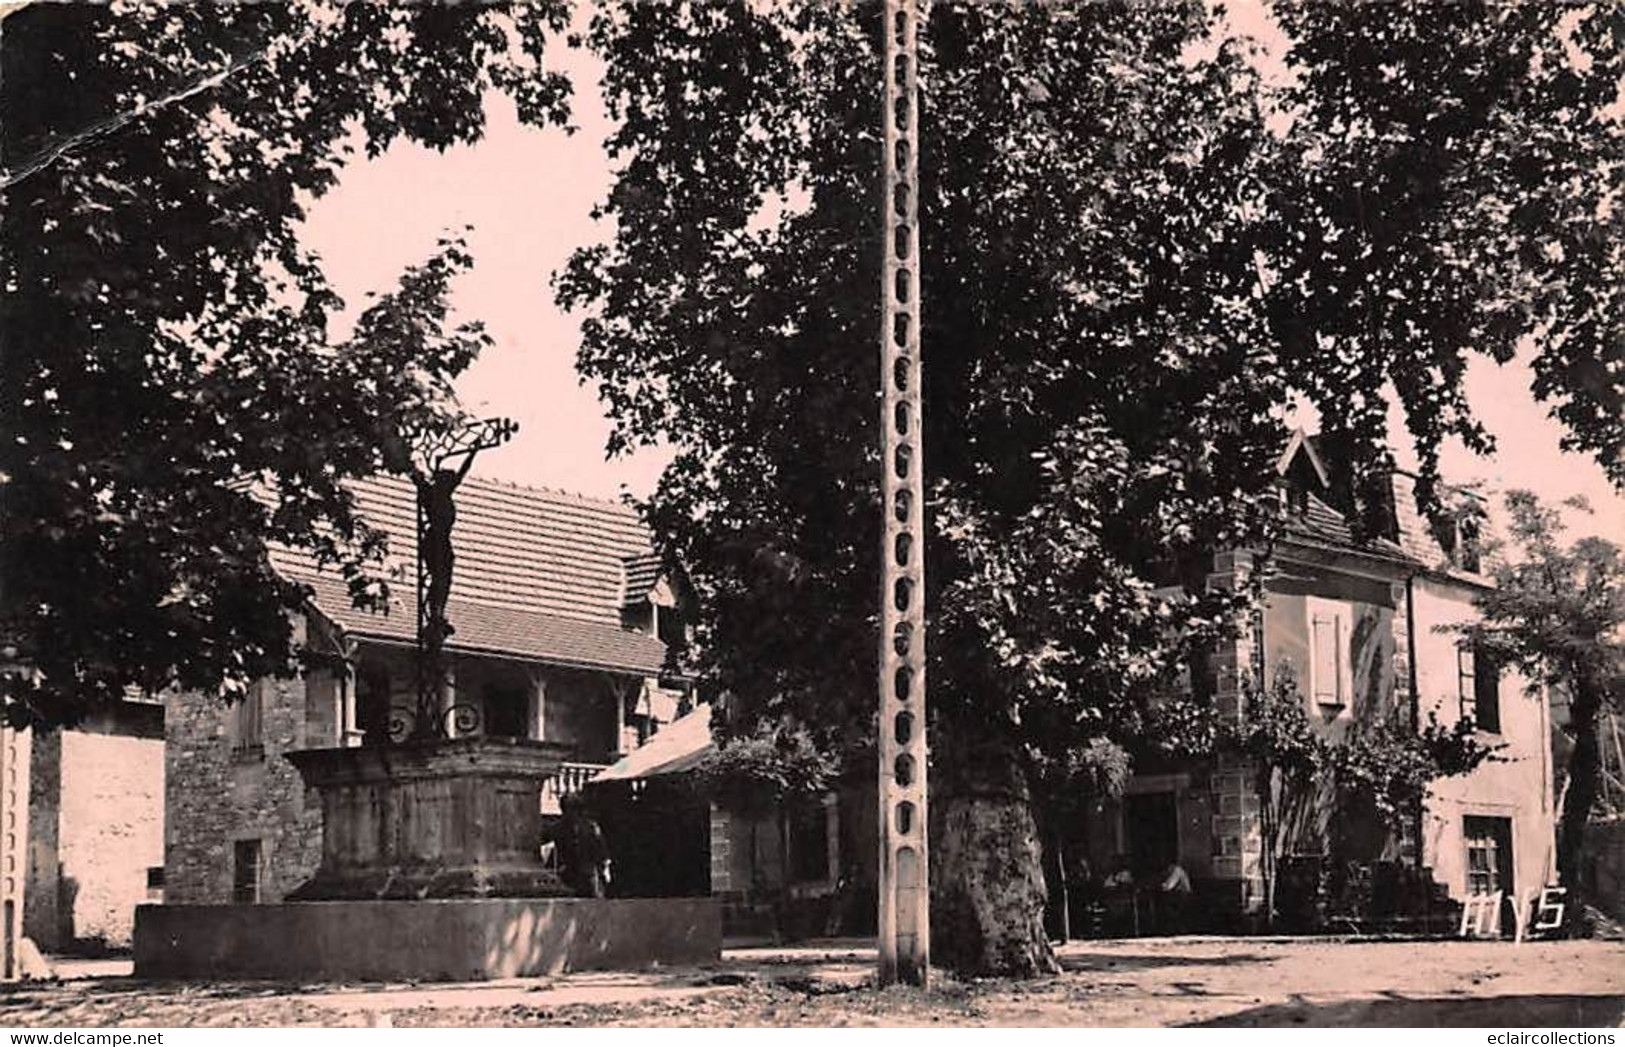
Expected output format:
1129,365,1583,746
482,684,528,739
1434,510,1484,573
1458,517,1483,573
1458,643,1502,733
356,667,392,747
1183,646,1216,704
230,680,264,754
1464,816,1512,897
1308,600,1349,709
232,840,262,904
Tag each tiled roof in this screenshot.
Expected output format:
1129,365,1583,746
620,551,664,605
273,475,668,676
1284,489,1412,563
1277,430,1415,566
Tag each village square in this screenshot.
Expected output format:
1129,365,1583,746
1,0,1623,1031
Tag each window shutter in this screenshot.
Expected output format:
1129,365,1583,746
231,680,264,751
1312,614,1340,703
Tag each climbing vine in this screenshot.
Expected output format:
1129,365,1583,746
1332,711,1501,827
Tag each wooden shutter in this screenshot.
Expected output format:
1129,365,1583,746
1312,613,1342,705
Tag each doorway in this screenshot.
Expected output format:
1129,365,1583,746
1125,791,1179,878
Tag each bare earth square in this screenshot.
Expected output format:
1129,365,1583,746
1,938,1621,1028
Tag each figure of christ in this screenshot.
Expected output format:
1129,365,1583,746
416,452,476,721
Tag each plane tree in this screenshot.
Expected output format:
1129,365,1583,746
561,0,1624,977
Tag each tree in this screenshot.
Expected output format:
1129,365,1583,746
1456,491,1625,895
1266,1,1625,521
0,2,571,725
561,0,1287,976
560,1,1625,976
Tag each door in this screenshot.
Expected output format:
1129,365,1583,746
1125,791,1180,878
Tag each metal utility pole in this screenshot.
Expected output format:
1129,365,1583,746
878,0,929,988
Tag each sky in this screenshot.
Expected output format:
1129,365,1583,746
299,4,1622,541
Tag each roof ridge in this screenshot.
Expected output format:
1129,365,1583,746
463,472,641,512
351,472,643,517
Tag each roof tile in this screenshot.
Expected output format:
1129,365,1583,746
277,475,667,676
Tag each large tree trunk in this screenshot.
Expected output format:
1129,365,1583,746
1557,687,1601,894
931,733,1060,978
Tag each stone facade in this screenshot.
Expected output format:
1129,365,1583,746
1074,454,1553,930
1206,549,1264,909
164,671,326,906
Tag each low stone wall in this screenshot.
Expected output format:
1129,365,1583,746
134,897,720,981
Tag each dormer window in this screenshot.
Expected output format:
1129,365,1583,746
1457,517,1482,573
1431,496,1485,573
1284,479,1310,515
1276,429,1330,518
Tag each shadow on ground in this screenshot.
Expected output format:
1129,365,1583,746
1059,951,1275,973
1189,992,1625,1028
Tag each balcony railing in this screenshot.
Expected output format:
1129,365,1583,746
541,761,608,816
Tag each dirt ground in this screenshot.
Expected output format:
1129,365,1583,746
1,937,1622,1028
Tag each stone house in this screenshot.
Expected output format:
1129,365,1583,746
163,476,691,905
1075,432,1554,929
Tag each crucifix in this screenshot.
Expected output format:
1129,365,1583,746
407,415,516,742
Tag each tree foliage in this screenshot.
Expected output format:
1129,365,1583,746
1268,2,1625,518
1455,490,1625,888
1,1,572,725
1229,668,1496,922
560,0,1286,771
1332,709,1499,827
691,721,839,819
561,0,1624,973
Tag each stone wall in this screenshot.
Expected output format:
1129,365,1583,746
135,897,720,981
57,732,163,949
1207,550,1264,911
164,672,328,906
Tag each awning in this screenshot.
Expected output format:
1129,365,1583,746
593,705,715,782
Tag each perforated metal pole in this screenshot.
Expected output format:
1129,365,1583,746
878,0,929,989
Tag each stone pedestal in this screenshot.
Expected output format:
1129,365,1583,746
286,737,573,901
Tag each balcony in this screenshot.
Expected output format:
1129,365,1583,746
541,761,608,816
